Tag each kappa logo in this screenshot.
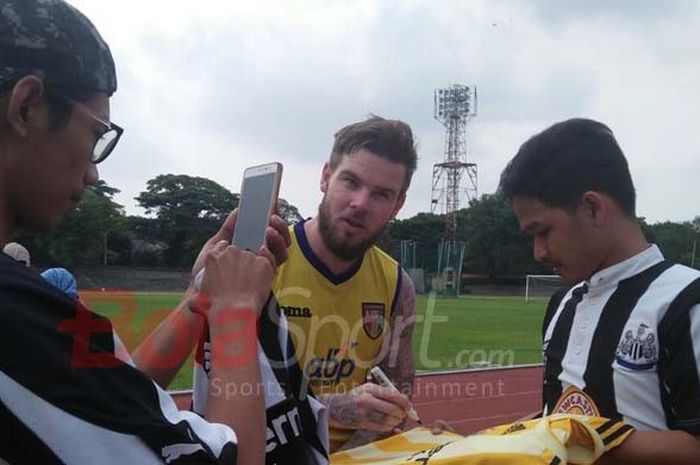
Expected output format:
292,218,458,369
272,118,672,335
615,322,658,370
362,302,385,339
553,386,600,417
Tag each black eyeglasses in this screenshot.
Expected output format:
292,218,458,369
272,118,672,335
64,97,124,164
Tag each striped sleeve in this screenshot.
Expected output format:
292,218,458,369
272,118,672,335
542,284,588,415
542,286,571,341
193,295,330,465
658,277,700,433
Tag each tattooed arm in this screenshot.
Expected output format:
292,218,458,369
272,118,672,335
317,383,410,431
334,271,418,451
377,270,417,397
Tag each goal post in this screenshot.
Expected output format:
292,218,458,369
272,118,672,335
525,274,564,302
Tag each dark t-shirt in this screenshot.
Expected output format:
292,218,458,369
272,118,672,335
0,254,237,464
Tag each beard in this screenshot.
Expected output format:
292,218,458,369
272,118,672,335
317,196,384,261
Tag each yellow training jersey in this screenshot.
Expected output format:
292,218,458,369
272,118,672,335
272,221,401,451
330,415,635,465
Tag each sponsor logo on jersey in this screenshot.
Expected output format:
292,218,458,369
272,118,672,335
266,405,303,453
362,302,385,339
615,322,658,370
553,386,600,416
281,305,313,318
304,348,356,385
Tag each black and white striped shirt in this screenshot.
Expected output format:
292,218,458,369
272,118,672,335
543,245,700,433
0,255,237,464
193,294,330,465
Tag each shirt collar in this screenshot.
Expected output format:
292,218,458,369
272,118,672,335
586,244,664,293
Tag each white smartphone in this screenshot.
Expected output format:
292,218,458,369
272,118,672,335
193,162,283,291
231,162,283,252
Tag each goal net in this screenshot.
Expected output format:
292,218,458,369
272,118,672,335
525,274,564,302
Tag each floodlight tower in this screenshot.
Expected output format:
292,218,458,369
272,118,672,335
431,84,478,240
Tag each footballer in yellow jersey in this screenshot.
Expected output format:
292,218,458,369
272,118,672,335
276,117,419,452
274,220,415,450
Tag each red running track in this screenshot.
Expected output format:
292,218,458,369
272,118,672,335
169,364,543,435
407,364,543,434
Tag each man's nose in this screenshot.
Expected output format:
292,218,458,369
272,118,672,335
349,189,371,212
533,237,548,262
84,162,99,186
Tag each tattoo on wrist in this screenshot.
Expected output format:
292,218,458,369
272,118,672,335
326,393,360,427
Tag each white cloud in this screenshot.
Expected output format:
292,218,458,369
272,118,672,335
71,0,700,223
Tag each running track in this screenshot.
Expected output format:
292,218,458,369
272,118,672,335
170,364,543,435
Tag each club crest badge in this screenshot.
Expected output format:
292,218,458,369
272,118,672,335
615,322,658,370
362,303,385,339
553,386,600,416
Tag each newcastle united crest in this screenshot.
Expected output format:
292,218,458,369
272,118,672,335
615,322,658,370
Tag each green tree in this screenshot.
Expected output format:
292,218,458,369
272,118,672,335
645,220,697,266
40,181,127,266
124,215,164,267
133,175,305,267
135,174,239,267
691,216,700,269
380,212,446,272
278,198,303,224
457,194,540,278
91,179,121,199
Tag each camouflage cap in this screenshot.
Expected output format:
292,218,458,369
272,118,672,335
0,0,117,94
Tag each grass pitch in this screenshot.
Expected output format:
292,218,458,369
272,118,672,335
412,295,547,371
84,291,548,390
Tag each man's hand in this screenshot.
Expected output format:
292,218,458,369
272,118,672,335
429,420,455,435
190,209,291,287
325,383,412,432
200,241,275,322
266,212,292,265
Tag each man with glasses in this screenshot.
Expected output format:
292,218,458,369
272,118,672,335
61,97,124,164
0,1,278,463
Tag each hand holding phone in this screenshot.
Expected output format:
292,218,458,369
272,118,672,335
194,163,283,291
231,162,283,251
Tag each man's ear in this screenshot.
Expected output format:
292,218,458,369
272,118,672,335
4,75,47,138
320,161,331,193
578,191,608,226
390,192,406,219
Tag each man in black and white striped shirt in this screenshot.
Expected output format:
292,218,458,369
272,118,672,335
0,1,281,463
499,118,700,464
